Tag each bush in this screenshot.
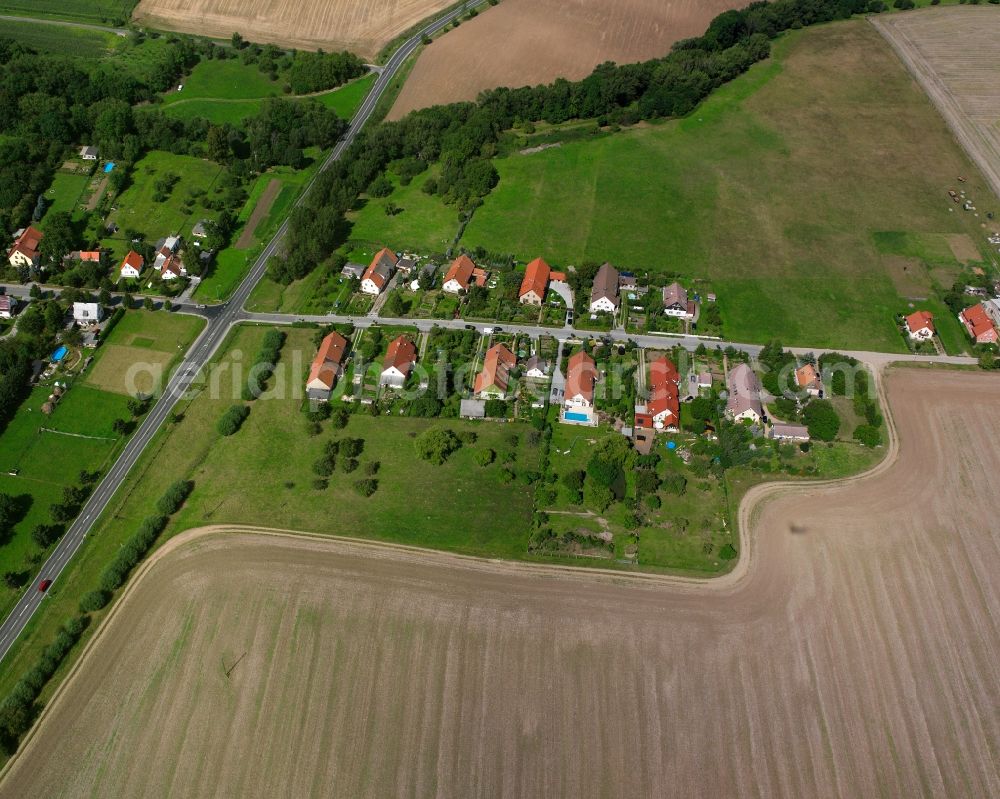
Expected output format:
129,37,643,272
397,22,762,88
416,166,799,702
853,424,881,448
79,589,110,613
331,406,350,428
313,454,336,476
31,524,63,549
408,397,442,417
156,479,193,516
217,404,250,436
340,457,359,473
99,514,168,592
720,543,738,560
415,428,462,464
803,399,840,442
661,472,687,496
364,460,381,476
353,478,378,497
484,399,508,418
312,478,329,490
475,448,495,466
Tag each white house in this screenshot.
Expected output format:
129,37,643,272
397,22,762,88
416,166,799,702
725,363,763,424
119,250,144,279
73,302,103,325
160,254,185,280
662,282,696,319
903,310,935,341
0,295,16,319
153,235,181,272
361,248,398,295
80,146,98,161
589,262,620,314
523,355,548,379
379,335,417,388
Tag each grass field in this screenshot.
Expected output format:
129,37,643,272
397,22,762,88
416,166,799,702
0,19,121,57
0,0,136,23
40,172,91,220
456,21,998,351
105,150,221,243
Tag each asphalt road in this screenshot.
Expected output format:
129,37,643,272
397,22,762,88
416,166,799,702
0,2,475,665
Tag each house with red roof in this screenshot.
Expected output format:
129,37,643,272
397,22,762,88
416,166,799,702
442,254,488,294
795,363,823,397
519,257,551,306
0,295,17,319
903,310,935,341
361,248,398,295
647,356,680,430
306,331,349,401
561,350,598,425
7,226,43,269
959,303,998,344
474,343,516,399
120,250,144,279
380,335,417,388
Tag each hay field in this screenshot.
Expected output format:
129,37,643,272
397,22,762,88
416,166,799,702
873,7,1000,203
3,366,999,798
389,0,747,119
132,0,453,60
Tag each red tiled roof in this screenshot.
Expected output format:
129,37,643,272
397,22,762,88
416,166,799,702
10,226,42,261
647,356,679,422
444,254,477,290
904,310,934,335
121,250,144,272
634,412,653,430
471,267,489,287
363,248,398,290
383,335,417,375
474,343,516,395
79,251,101,262
308,331,348,389
795,363,821,390
519,257,550,299
960,304,997,342
566,350,597,403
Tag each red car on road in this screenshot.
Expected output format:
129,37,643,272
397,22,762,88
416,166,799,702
38,579,52,593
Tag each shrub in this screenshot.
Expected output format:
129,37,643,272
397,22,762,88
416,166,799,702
661,473,687,496
79,589,110,613
312,478,329,490
217,404,250,436
720,543,738,560
415,428,462,464
313,454,335,476
853,424,881,448
331,406,350,428
475,448,495,466
803,400,840,442
353,478,378,497
31,524,63,549
340,457,359,473
409,397,442,417
484,399,508,418
156,479,193,516
364,461,380,476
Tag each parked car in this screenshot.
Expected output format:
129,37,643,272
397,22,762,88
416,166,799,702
38,578,52,593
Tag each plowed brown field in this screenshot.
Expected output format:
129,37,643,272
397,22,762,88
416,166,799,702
132,0,454,60
3,367,999,798
389,0,748,119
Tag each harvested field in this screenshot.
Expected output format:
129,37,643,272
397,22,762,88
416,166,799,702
873,7,1000,205
389,0,747,119
234,178,280,249
3,366,999,797
132,0,453,60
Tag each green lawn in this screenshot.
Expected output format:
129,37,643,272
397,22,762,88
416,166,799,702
0,19,121,57
165,58,284,103
347,168,460,253
105,150,222,242
0,0,136,23
315,73,377,118
41,172,91,220
455,21,996,351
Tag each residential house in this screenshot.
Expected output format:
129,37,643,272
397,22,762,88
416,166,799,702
80,146,98,161
191,220,209,240
77,251,102,263
442,254,488,294
306,331,349,401
341,262,366,281
632,411,655,455
7,226,43,269
519,257,551,306
361,248,398,295
153,236,182,272
769,422,810,442
160,254,185,281
725,363,763,424
562,350,598,425
959,303,999,344
120,250,144,279
460,398,486,419
474,343,516,399
380,335,417,388
662,282,697,319
647,355,680,430
795,363,823,397
396,257,417,275
523,355,549,379
589,262,620,314
409,262,437,291
903,310,935,341
73,302,103,325
0,295,16,319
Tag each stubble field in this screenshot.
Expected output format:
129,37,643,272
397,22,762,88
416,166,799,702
132,0,453,59
3,367,999,798
389,0,747,119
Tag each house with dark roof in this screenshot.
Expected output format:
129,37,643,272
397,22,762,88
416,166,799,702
725,363,764,424
361,248,398,295
523,355,549,379
380,335,417,388
0,295,16,319
306,331,349,401
589,263,620,314
662,282,697,319
474,343,516,399
80,145,98,161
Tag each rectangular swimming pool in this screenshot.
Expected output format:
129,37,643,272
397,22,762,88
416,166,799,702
563,411,590,422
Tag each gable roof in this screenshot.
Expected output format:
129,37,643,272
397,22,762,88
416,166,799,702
474,343,516,395
904,310,934,335
308,331,349,389
160,253,183,277
363,248,398,290
383,335,417,375
121,250,144,272
0,295,13,313
960,303,996,340
590,262,620,306
523,354,547,375
726,363,763,419
566,350,597,403
519,257,551,299
662,282,688,308
795,363,821,390
10,226,43,261
444,254,477,290
647,356,680,422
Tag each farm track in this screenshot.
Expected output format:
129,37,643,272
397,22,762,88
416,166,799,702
872,8,1000,204
2,367,999,797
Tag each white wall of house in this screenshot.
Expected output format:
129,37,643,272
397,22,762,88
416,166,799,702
519,290,543,306
379,367,407,388
442,279,464,294
589,296,618,314
361,279,384,295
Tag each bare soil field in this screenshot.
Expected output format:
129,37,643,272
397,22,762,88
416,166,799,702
132,0,454,60
235,178,279,249
873,7,1000,205
3,367,999,798
388,0,748,119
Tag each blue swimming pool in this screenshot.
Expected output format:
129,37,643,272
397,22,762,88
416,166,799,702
104,162,115,173
51,345,67,362
564,411,590,422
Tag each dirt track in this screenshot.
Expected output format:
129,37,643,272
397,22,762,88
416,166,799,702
389,0,747,119
873,8,1000,205
2,367,999,797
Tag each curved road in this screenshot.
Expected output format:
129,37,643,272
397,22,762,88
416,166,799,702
0,2,476,665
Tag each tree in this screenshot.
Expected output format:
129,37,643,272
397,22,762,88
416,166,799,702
353,478,378,497
39,212,75,265
217,405,250,436
803,399,840,442
99,288,112,306
475,448,495,466
143,296,154,311
32,524,62,548
415,428,462,464
853,425,881,448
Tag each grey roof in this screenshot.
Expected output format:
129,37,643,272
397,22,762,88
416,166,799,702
769,422,810,440
725,363,763,419
524,354,549,374
191,220,209,237
460,398,486,418
590,262,620,306
662,281,688,309
342,262,366,278
80,146,98,157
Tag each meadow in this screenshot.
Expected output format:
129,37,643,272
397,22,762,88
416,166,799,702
40,172,91,220
0,19,121,57
453,21,996,351
0,0,135,24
